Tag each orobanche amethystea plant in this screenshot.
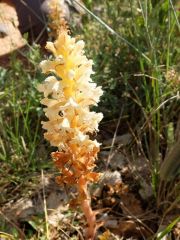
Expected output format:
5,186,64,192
38,27,103,240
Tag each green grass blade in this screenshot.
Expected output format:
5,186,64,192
157,216,180,239
169,0,180,31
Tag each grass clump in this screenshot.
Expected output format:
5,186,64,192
0,46,54,203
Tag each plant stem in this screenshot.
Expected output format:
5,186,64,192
78,176,96,240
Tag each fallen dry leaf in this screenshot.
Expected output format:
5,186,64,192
113,220,151,238
120,192,143,216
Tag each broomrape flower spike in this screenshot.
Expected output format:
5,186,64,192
38,27,103,240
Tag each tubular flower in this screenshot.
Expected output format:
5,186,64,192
38,28,103,239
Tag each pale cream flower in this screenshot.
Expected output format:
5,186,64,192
38,28,103,182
